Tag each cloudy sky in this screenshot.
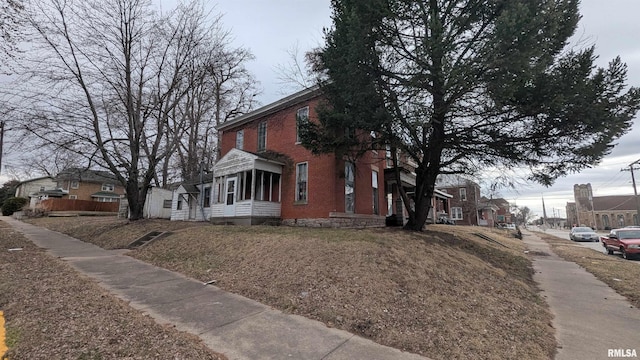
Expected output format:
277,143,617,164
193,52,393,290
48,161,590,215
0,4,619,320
3,0,639,220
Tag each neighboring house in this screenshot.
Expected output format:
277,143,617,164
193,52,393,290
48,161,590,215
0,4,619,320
384,149,452,225
436,175,483,226
214,86,387,226
171,174,214,221
567,183,639,229
480,196,515,226
14,176,57,208
55,168,125,202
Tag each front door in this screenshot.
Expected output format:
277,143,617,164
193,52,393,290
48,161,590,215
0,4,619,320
188,194,197,219
224,177,237,217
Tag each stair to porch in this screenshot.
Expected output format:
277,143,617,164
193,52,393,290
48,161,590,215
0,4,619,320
127,231,172,249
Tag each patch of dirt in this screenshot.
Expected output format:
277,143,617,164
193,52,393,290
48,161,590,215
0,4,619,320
18,217,557,360
0,219,225,360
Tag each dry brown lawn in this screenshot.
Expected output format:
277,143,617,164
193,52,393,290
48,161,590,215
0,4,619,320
24,217,556,360
0,219,225,360
538,232,640,308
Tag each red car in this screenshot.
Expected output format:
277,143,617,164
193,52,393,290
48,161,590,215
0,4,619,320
601,228,640,260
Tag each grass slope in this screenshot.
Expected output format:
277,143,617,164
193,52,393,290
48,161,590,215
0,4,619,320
26,217,556,359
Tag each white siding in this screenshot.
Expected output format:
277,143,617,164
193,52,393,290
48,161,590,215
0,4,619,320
253,201,281,217
15,178,57,198
235,201,252,217
144,188,173,219
170,188,190,221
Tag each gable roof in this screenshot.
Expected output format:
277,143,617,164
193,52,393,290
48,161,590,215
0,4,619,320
218,86,321,131
593,195,638,211
15,176,55,186
56,168,119,184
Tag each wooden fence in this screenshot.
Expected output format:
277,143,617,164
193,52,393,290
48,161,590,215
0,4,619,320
39,199,119,212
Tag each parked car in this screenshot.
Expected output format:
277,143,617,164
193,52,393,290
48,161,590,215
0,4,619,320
437,215,455,225
569,226,599,242
601,228,640,260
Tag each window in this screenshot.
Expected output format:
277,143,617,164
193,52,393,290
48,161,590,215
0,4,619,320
241,171,252,201
296,162,308,202
634,214,639,226
69,195,78,200
372,170,379,215
236,130,244,150
163,199,172,209
177,198,183,210
345,161,355,213
71,180,79,189
459,188,467,201
213,177,224,203
40,186,45,191
257,121,267,152
618,214,625,227
451,207,463,220
602,214,610,228
296,106,309,143
102,183,115,192
203,187,211,208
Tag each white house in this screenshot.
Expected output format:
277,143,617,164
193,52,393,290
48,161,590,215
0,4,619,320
14,176,58,209
170,173,214,221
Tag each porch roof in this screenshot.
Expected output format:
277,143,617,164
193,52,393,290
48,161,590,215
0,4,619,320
213,148,284,177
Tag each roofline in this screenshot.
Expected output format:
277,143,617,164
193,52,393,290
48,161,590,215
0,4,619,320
218,85,322,131
16,176,54,186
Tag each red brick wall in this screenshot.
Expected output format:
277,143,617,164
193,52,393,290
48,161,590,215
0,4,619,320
220,95,386,220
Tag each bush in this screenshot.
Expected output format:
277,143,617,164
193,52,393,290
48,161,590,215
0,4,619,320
1,197,28,216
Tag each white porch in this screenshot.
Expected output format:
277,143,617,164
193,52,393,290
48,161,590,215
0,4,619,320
210,148,284,225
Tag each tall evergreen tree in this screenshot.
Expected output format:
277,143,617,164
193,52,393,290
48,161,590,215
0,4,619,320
302,0,640,230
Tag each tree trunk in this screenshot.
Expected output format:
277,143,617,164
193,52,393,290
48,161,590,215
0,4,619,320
126,179,144,220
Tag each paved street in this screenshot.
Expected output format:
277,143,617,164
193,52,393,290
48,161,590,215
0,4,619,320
530,225,640,263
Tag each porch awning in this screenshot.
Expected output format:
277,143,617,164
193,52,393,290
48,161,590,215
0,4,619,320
213,148,284,177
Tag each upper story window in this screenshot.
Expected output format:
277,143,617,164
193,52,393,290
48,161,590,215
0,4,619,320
102,183,115,192
236,130,244,150
296,106,309,143
71,180,79,189
459,188,467,201
257,121,267,152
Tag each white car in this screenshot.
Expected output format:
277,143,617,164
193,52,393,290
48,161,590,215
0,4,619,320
569,226,599,242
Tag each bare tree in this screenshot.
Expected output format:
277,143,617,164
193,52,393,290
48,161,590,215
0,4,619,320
0,0,24,71
8,0,250,219
169,20,259,182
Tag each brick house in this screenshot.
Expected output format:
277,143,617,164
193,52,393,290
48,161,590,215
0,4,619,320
54,168,125,202
212,86,388,226
435,175,483,225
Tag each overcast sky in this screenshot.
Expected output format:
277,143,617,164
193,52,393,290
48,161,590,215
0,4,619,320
3,0,639,220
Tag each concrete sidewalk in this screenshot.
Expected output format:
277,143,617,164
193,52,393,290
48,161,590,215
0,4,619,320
2,216,426,360
522,229,640,360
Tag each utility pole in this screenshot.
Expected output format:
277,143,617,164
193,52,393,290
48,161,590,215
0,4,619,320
629,159,640,225
622,159,640,226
